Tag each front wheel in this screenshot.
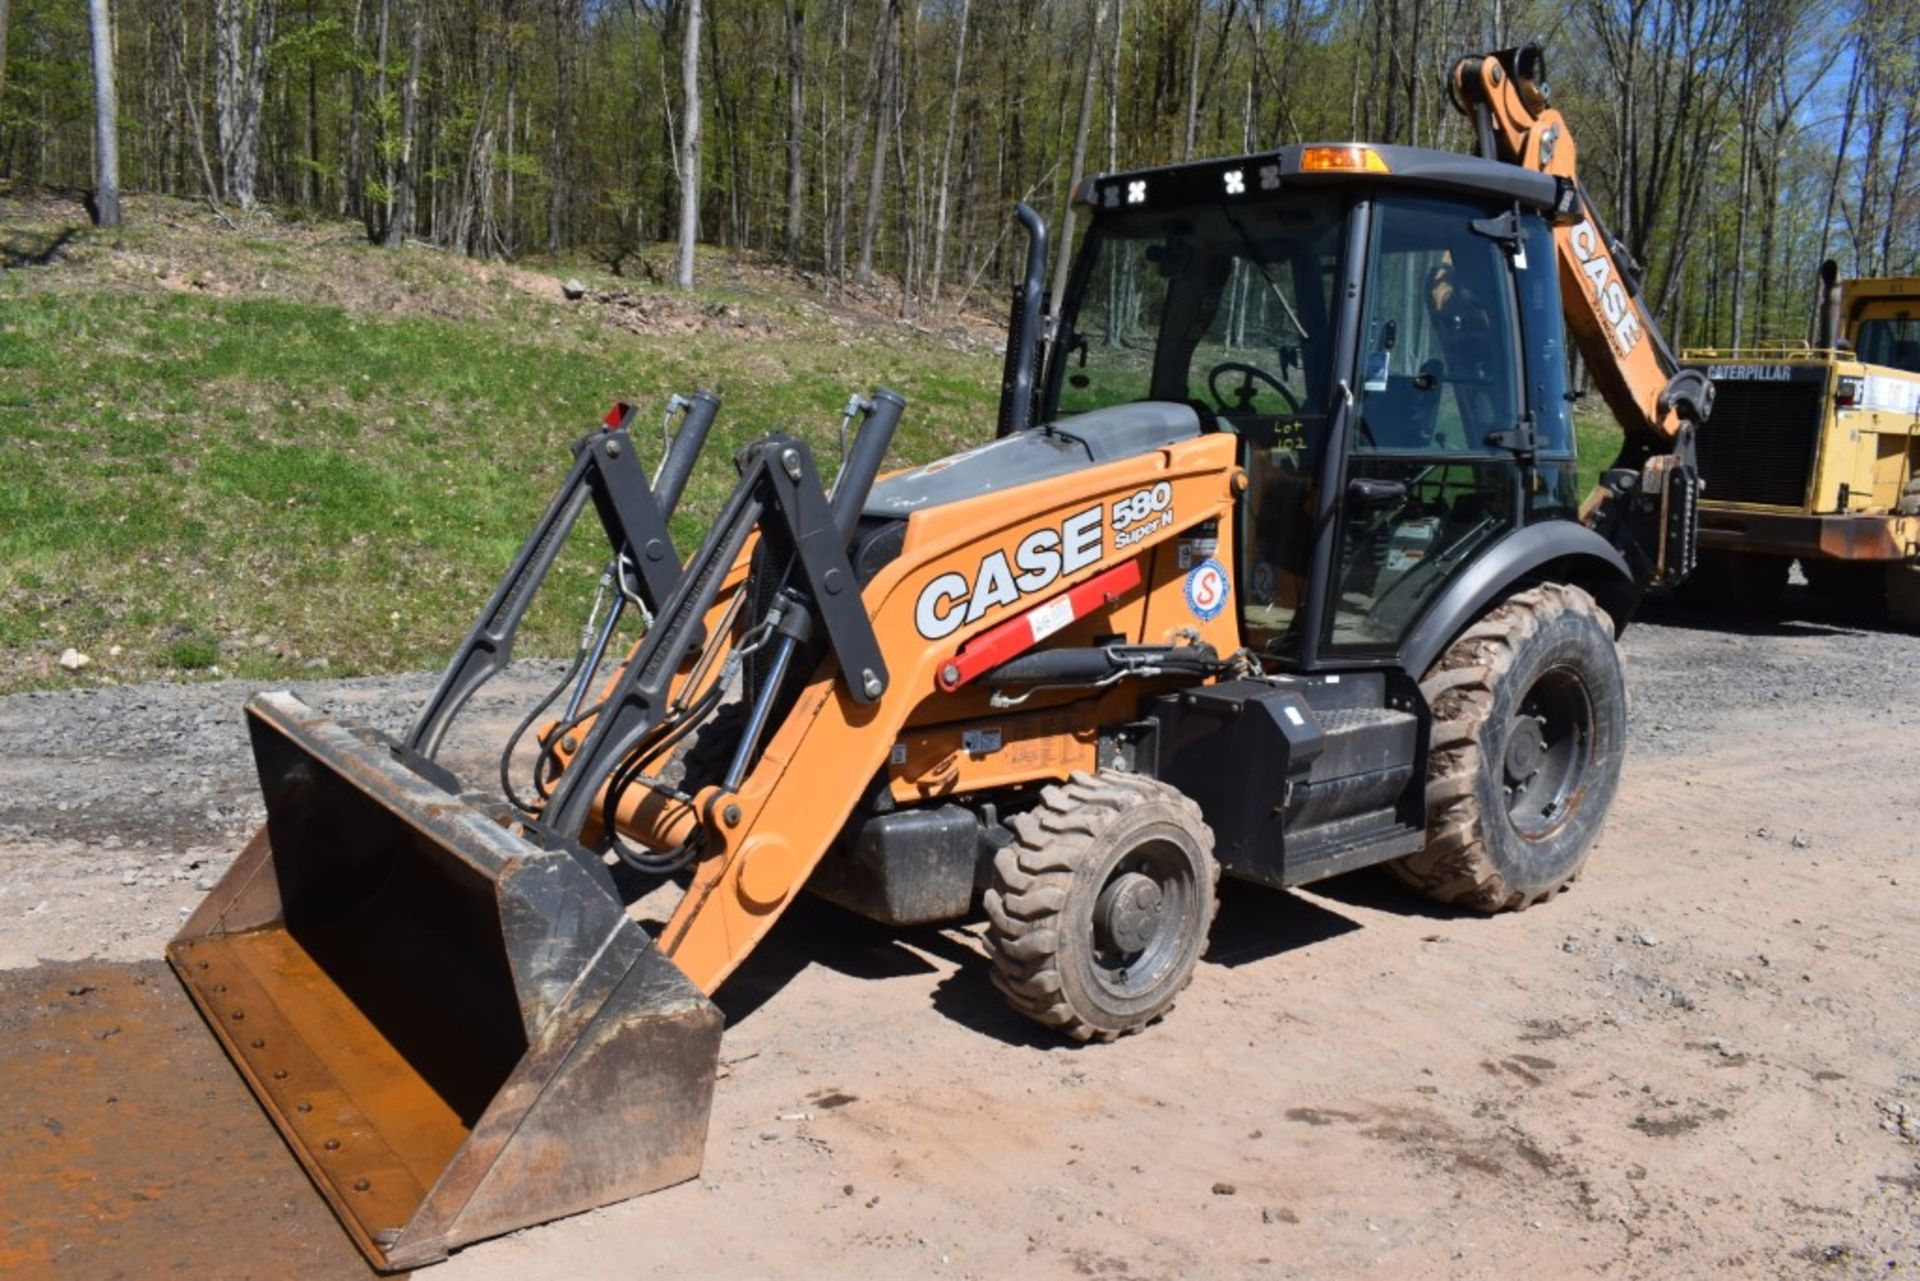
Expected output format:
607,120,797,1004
1389,582,1626,911
984,772,1218,1042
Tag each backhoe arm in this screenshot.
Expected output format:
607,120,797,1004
1452,43,1711,585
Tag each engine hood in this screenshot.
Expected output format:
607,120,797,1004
863,401,1203,518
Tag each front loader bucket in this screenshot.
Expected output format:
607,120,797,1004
167,691,723,1271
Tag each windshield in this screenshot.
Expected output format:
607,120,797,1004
1048,192,1349,452
1855,315,1920,374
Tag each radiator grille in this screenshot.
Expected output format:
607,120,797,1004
1693,377,1824,508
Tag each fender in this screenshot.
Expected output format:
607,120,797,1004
1400,522,1632,678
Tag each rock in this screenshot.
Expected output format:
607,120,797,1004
1636,932,1660,947
108,645,123,657
58,649,92,671
1211,1181,1236,1196
1790,833,1811,849
561,278,588,300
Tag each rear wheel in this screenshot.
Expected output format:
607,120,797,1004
1389,582,1626,912
984,772,1218,1042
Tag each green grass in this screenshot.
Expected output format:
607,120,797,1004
0,197,1642,692
0,200,1002,690
1574,403,1626,496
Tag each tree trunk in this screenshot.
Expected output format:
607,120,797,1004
215,0,276,209
830,0,887,280
784,0,806,260
371,0,392,237
1048,0,1102,319
302,0,317,206
383,0,423,246
928,0,968,305
676,0,703,289
345,0,366,219
88,0,122,227
0,0,14,122
1182,3,1202,159
854,0,899,285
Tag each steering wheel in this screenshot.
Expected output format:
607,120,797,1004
1207,361,1302,418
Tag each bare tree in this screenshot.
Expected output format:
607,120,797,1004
1049,0,1104,319
677,0,703,288
214,0,277,208
88,0,122,227
0,0,13,118
928,0,969,305
784,0,806,261
829,0,888,280
382,0,425,245
855,0,901,285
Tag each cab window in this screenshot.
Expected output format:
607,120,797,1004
1327,194,1522,654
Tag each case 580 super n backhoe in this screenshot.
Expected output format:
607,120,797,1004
172,43,1711,1270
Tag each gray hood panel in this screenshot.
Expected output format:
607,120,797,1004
864,401,1202,517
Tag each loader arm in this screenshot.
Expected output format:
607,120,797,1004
556,430,1236,990
1451,44,1711,454
1451,43,1712,586
649,434,1240,993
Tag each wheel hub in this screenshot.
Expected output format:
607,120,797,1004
1504,715,1547,784
1094,872,1164,955
1504,667,1596,840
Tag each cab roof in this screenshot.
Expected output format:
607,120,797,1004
1074,143,1566,218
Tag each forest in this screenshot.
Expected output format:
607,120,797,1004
3,0,1917,352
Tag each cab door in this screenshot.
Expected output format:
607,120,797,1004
1321,193,1527,656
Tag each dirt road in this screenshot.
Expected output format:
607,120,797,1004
2,596,1917,1279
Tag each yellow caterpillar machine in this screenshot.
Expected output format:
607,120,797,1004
1680,266,1920,623
172,43,1709,1270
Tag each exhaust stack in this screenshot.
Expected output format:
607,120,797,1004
1813,259,1843,351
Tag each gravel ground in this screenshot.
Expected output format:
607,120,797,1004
1,586,1917,1278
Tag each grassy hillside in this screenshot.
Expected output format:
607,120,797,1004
0,196,1005,691
2,195,1626,693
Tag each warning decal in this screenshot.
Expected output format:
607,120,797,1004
1184,558,1230,622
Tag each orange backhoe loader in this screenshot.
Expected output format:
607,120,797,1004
172,42,1710,1270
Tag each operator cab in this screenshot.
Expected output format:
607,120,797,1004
1041,144,1583,670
